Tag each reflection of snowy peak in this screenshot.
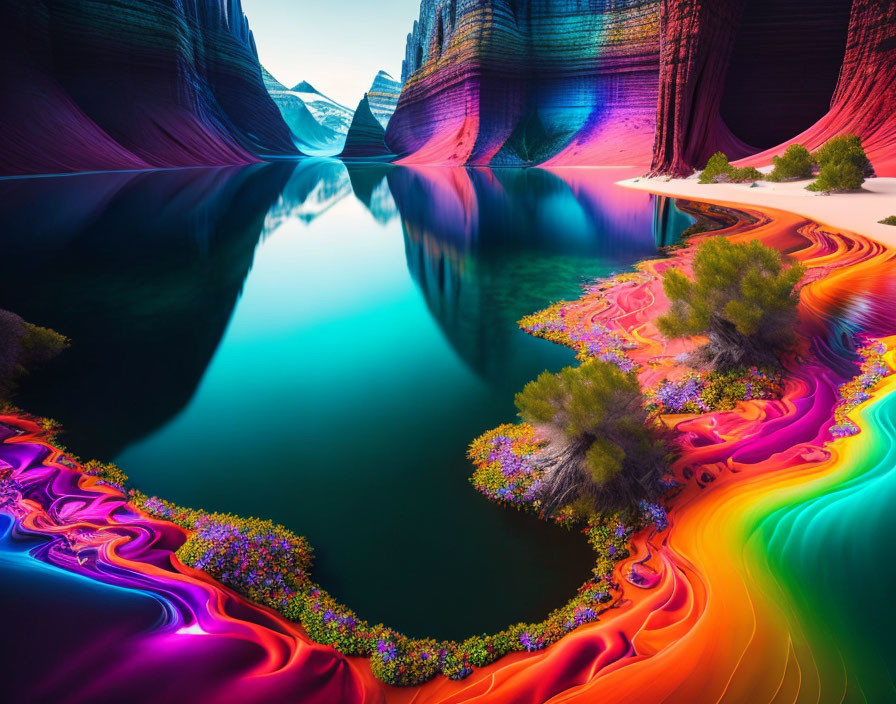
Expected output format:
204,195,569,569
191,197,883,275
289,81,354,139
261,69,354,155
264,159,352,229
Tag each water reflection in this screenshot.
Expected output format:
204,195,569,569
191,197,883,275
0,164,292,459
392,166,690,385
0,161,691,639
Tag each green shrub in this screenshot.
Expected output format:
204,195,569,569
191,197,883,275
807,161,865,193
729,166,764,182
514,359,668,514
698,152,763,184
813,134,873,174
807,134,871,192
766,144,814,182
658,238,805,370
880,216,896,226
698,152,733,184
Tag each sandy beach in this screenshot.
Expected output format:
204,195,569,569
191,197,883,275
621,175,896,247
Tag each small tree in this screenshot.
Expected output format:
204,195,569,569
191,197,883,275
657,238,805,369
767,144,814,182
807,134,872,192
515,359,668,515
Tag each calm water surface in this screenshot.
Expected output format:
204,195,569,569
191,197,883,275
0,161,691,639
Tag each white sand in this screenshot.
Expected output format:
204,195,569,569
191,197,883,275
619,175,896,248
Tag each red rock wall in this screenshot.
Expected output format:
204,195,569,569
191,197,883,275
649,0,752,176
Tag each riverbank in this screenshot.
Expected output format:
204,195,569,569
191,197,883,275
620,174,896,246
4,182,896,701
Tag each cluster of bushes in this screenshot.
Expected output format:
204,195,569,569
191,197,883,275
467,423,546,508
879,216,896,226
697,135,872,193
81,460,129,491
133,493,314,611
807,134,873,193
513,359,670,516
520,283,640,370
0,310,68,397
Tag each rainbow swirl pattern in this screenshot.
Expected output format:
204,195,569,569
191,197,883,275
3,190,896,702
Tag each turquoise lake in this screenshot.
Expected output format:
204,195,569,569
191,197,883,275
0,162,692,639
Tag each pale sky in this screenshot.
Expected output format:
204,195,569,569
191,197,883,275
241,0,421,108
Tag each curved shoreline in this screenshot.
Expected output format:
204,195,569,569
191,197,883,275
3,189,896,701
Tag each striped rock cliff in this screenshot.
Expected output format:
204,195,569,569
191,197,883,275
389,0,894,174
650,0,896,176
340,95,394,158
385,0,662,167
0,0,297,176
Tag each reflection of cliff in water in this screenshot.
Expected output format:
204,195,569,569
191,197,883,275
0,163,293,459
391,166,693,387
346,164,398,224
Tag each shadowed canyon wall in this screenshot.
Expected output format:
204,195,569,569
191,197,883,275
0,0,298,176
739,0,896,176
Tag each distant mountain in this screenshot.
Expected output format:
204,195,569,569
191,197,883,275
366,71,402,129
288,81,355,142
261,72,355,155
262,68,341,154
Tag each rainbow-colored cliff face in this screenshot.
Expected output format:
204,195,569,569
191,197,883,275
0,0,298,176
385,0,661,166
387,0,895,174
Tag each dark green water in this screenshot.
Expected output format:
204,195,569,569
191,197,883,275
0,161,691,639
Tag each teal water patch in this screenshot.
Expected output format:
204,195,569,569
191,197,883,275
0,162,691,639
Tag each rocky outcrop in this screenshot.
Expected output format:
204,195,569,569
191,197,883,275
386,0,662,166
367,71,402,129
340,95,393,158
0,0,297,176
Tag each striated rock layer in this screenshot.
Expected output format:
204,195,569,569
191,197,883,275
386,0,662,167
649,0,753,176
340,95,393,158
0,0,298,176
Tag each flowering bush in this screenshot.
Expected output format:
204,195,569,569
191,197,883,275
646,367,784,414
521,303,638,371
467,423,545,509
830,341,891,437
81,460,129,491
133,493,313,612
